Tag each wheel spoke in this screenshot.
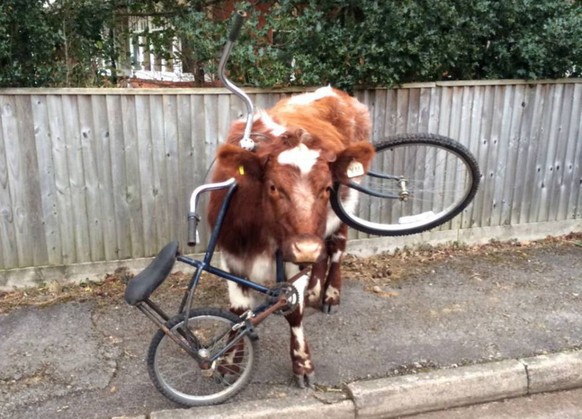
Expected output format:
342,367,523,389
146,308,256,407
331,134,480,236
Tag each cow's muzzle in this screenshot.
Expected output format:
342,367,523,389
282,234,325,264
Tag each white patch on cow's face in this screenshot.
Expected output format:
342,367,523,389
287,85,336,106
277,143,320,175
256,110,286,136
292,180,315,214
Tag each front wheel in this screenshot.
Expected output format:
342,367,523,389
147,308,257,407
331,133,480,236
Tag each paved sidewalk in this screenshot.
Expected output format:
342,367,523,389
1,239,581,418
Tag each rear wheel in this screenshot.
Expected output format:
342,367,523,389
331,133,480,236
147,308,257,406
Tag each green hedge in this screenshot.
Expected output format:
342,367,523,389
225,0,582,89
1,0,580,88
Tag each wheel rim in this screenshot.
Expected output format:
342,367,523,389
338,140,477,234
152,314,254,405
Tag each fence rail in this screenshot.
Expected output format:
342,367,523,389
1,79,581,273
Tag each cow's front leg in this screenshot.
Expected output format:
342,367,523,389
322,224,348,314
285,308,314,388
284,273,315,388
305,258,327,308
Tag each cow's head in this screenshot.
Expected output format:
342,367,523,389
213,138,374,264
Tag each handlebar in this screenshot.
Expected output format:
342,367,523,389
187,178,237,246
218,11,255,151
228,10,246,42
187,214,200,247
187,12,252,246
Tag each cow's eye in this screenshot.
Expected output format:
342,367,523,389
268,181,279,195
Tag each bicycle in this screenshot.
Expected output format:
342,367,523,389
124,10,480,407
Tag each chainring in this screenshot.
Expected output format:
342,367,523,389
267,283,300,315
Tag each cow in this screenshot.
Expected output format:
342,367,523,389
207,86,374,387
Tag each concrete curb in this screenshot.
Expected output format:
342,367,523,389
143,349,582,419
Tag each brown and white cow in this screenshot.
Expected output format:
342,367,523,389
207,86,374,387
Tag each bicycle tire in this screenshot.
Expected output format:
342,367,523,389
147,308,257,407
330,133,480,236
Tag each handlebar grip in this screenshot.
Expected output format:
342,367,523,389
228,10,247,42
187,213,200,247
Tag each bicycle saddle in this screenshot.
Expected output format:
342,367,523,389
124,240,179,305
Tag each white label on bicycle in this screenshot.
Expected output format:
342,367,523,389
347,161,364,178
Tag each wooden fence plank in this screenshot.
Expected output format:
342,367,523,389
190,94,211,250
489,85,514,227
520,85,546,224
46,95,76,265
395,89,409,134
435,84,460,230
507,85,529,226
406,88,421,133
1,97,29,267
564,84,582,220
106,95,132,260
77,95,105,262
176,94,194,251
149,94,169,253
31,95,61,266
383,89,398,137
474,85,494,227
121,95,145,258
417,87,432,132
457,86,474,230
0,97,19,269
500,85,525,226
463,86,484,229
536,84,561,222
162,94,181,246
12,96,47,268
134,95,157,256
552,83,575,222
91,95,118,261
62,95,92,262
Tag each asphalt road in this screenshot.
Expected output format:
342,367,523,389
1,240,581,418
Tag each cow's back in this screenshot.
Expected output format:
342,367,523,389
270,87,371,154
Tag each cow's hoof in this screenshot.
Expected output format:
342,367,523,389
321,303,338,314
294,372,316,389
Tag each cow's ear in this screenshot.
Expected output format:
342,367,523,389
216,144,265,180
331,142,375,183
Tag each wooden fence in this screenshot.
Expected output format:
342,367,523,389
0,79,581,273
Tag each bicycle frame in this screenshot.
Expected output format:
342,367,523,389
130,174,304,363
